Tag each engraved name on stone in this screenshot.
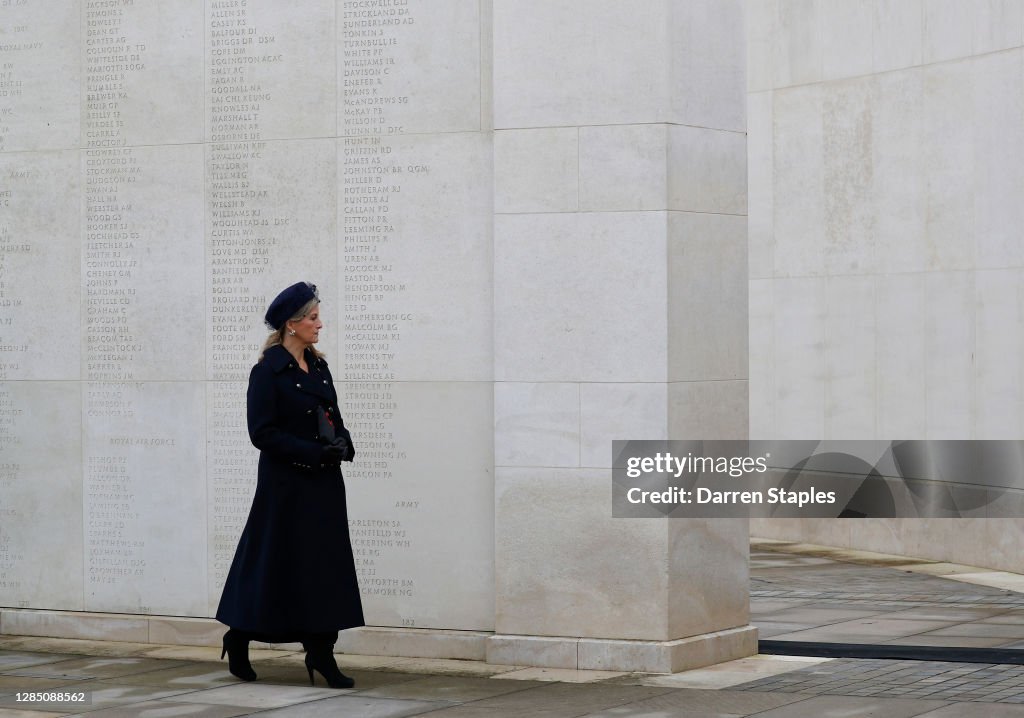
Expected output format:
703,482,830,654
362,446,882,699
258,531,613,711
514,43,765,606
208,0,277,144
0,386,22,594
341,0,411,137
84,0,148,149
84,147,140,381
0,2,39,152
209,383,256,586
348,516,416,600
0,178,28,372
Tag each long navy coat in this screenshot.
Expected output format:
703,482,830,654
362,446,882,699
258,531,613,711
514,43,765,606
216,344,365,636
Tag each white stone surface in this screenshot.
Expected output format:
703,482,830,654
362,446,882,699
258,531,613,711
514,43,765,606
769,278,826,438
668,212,747,382
975,270,1024,439
0,150,80,380
667,520,750,639
206,0,335,141
973,50,1024,270
338,0,482,136
747,92,773,279
972,0,1024,54
924,272,975,438
922,62,974,272
0,382,83,610
822,79,873,276
750,0,1024,569
746,0,775,93
873,0,923,73
668,381,748,440
339,132,492,382
493,0,668,128
824,276,875,439
0,1,79,151
872,69,927,274
338,626,489,661
747,279,774,438
580,627,758,674
206,137,338,381
83,382,207,616
668,125,746,215
820,0,873,81
0,2,758,675
772,0,821,88
579,125,666,212
495,468,673,641
149,617,224,648
83,143,205,382
494,128,578,214
579,383,666,468
771,84,824,277
341,381,494,632
84,0,204,147
1,610,149,643
494,212,668,383
668,0,745,131
923,0,975,64
486,635,577,670
494,383,580,468
874,273,927,438
205,380,258,613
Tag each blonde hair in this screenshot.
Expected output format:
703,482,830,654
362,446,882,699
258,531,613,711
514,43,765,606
259,298,325,361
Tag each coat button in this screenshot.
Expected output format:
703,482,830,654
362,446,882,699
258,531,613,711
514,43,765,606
323,379,328,384
296,383,301,388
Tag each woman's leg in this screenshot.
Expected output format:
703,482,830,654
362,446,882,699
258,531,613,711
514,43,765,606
301,631,353,688
221,628,258,682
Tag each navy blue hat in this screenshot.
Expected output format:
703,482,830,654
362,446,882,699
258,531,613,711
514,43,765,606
264,282,319,330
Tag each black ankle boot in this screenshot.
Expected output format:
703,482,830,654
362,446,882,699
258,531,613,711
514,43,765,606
221,629,257,682
303,641,354,689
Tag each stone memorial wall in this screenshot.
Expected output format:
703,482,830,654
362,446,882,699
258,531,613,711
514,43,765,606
0,0,754,672
747,1,1024,569
0,0,494,635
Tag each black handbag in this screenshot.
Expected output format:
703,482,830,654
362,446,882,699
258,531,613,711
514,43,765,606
318,406,354,462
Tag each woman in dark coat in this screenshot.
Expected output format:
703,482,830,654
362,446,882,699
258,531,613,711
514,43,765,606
216,281,364,688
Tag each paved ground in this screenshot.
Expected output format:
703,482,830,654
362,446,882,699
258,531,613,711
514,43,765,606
3,542,1024,716
751,540,1024,647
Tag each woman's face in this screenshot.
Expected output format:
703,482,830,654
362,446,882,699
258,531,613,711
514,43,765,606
288,305,322,345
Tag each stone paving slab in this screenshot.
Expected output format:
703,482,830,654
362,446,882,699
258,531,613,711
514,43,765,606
100,662,246,689
358,674,548,702
1,657,186,682
397,681,677,718
749,694,951,717
0,655,83,672
8,645,1024,716
751,545,1024,651
582,687,810,716
64,701,254,718
882,635,1017,648
253,695,455,718
7,541,1024,715
737,658,1024,704
0,709,67,718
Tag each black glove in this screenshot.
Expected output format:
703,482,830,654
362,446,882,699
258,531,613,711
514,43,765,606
325,435,354,463
321,442,346,465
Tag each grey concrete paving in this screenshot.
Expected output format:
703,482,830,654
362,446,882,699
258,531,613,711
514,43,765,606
6,644,1024,716
6,543,1024,715
751,544,1024,647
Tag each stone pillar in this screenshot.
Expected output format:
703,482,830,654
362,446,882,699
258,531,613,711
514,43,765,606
490,0,754,672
